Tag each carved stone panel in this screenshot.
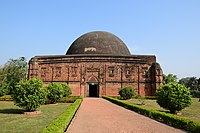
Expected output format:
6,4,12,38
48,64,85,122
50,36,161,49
125,66,131,78
41,67,47,77
71,66,78,77
108,66,114,77
55,67,61,77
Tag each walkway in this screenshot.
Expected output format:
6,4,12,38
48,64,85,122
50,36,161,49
66,98,186,133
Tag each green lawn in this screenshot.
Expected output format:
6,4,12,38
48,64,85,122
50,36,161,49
0,101,71,133
126,98,200,122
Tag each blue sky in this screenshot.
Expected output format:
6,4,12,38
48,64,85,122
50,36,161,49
0,0,200,79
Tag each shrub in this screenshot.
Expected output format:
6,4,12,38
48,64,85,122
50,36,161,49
119,86,136,100
11,78,46,112
0,88,4,97
46,83,64,103
144,96,156,100
60,83,72,97
0,82,8,96
156,83,192,114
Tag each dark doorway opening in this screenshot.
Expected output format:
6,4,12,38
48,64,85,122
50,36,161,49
89,84,99,97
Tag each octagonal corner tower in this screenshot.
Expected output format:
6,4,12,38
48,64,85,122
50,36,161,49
66,31,131,56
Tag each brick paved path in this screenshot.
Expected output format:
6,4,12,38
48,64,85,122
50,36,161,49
66,98,186,133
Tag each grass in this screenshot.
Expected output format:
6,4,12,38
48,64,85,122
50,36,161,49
126,98,200,122
0,101,71,133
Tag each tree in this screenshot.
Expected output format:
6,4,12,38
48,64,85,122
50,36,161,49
179,77,200,98
178,77,191,87
179,77,200,91
119,86,136,100
156,83,192,114
0,67,6,83
163,74,177,84
198,78,200,87
0,57,27,95
0,67,8,96
12,78,46,112
187,77,199,91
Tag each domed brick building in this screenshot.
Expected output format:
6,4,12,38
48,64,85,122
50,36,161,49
28,31,163,97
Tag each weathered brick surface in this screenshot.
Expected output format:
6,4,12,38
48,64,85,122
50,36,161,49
28,55,163,96
28,31,163,97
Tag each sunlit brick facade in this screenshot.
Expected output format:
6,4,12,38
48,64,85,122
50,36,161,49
28,31,163,97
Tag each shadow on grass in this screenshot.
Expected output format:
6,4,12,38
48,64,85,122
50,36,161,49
0,108,24,114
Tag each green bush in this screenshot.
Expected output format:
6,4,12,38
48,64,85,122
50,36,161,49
0,82,8,96
156,83,192,114
41,98,82,133
46,83,64,103
2,57,27,95
0,88,4,97
103,96,200,133
11,78,46,111
119,86,136,100
60,83,72,97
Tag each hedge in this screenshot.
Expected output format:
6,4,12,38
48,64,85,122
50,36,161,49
103,96,200,133
144,96,156,100
0,95,83,103
45,96,83,104
41,98,82,133
0,95,13,101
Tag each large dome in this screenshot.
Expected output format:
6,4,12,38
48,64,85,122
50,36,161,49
66,31,131,56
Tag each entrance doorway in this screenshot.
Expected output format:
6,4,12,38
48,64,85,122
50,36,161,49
89,83,99,97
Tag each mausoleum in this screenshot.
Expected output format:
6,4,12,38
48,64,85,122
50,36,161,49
28,31,163,97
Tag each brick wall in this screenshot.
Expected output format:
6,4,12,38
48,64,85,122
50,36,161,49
28,55,163,97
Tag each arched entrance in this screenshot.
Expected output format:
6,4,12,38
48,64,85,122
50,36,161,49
87,75,99,97
88,82,99,97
